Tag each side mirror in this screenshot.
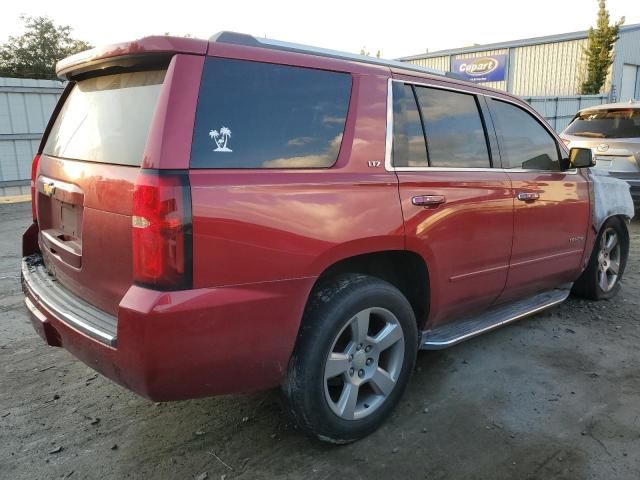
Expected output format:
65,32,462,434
568,147,595,168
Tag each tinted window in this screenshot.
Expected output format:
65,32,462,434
415,87,490,168
44,70,165,166
392,83,428,167
564,109,640,139
191,58,351,169
491,100,560,170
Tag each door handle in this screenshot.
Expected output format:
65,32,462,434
412,195,446,207
517,192,540,202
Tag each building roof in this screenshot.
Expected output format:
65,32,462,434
398,23,640,61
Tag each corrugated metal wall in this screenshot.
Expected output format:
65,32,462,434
409,55,450,72
0,77,64,196
406,40,596,96
402,30,640,98
510,39,591,96
611,27,640,101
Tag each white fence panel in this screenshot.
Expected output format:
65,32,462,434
522,94,609,132
0,77,64,196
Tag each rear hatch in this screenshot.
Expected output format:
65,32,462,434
36,68,166,316
561,107,640,174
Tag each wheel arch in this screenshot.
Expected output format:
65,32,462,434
573,213,630,300
597,213,632,232
583,213,631,270
304,250,431,330
604,214,631,252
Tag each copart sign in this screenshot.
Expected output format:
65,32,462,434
451,54,507,83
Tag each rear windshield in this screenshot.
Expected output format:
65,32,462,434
564,109,640,139
43,70,166,166
190,58,352,169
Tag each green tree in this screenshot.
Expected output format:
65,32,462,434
0,15,92,79
359,48,382,58
581,0,624,94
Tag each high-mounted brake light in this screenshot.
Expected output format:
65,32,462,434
132,170,193,290
31,154,41,221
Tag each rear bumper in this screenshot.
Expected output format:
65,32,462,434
22,254,314,401
23,255,117,346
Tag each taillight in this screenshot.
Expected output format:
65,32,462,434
132,170,192,290
31,154,41,221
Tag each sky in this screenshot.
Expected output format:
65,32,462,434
0,0,638,59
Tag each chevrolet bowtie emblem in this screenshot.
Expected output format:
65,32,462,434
43,182,56,197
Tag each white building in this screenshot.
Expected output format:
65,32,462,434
399,24,640,103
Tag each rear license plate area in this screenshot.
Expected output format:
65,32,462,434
594,156,612,168
60,201,82,238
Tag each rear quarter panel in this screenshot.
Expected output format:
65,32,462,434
189,53,404,288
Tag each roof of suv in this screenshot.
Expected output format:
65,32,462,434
578,100,640,113
208,31,457,79
56,31,460,81
54,31,516,99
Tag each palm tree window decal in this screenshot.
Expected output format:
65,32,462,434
209,126,232,152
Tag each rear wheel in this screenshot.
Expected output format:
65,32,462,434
283,274,418,444
572,218,629,300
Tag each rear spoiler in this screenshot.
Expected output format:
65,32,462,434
56,36,208,80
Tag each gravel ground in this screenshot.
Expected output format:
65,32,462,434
1,201,639,480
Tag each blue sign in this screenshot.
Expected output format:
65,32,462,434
451,55,507,83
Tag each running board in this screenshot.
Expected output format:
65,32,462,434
420,286,571,350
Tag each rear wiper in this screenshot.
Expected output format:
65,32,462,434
572,132,607,138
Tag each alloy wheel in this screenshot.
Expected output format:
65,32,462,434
597,227,621,292
323,307,405,421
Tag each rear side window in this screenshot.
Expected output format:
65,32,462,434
414,87,490,168
190,58,351,169
392,83,428,167
491,100,560,171
43,70,165,166
564,109,640,139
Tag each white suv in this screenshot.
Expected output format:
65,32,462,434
561,101,640,209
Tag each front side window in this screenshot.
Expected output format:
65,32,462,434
491,100,560,170
414,87,490,168
392,83,428,167
191,58,352,169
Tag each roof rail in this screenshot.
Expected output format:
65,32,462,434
209,31,459,79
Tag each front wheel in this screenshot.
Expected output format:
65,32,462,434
572,217,629,300
283,274,418,444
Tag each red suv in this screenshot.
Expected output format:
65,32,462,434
22,32,632,444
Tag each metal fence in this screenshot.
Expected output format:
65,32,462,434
521,94,610,132
0,77,64,196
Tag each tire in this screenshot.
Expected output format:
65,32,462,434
283,274,418,444
572,217,629,300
